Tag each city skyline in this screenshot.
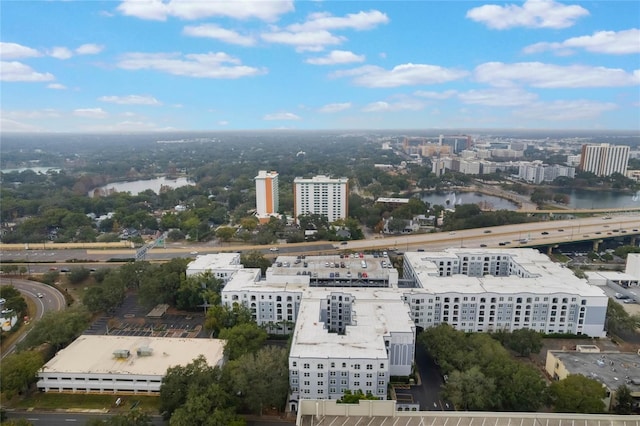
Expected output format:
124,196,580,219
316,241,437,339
1,0,639,133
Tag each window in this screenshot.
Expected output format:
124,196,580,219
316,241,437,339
366,364,373,370
303,363,310,369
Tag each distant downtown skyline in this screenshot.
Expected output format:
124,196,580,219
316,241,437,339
1,1,639,132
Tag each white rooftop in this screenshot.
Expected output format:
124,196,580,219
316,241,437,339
186,253,242,275
41,335,225,376
404,248,606,296
290,288,413,360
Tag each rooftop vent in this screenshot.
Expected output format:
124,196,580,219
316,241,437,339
113,349,130,359
137,347,153,357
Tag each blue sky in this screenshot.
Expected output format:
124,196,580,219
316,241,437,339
1,0,639,132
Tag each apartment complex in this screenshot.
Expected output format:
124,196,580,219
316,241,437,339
402,250,607,337
579,143,630,177
517,161,576,184
255,170,280,223
293,175,348,223
188,249,607,411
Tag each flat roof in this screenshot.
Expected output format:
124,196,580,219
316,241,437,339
269,254,394,283
404,249,606,297
290,288,413,360
552,351,640,395
186,253,242,274
40,335,225,377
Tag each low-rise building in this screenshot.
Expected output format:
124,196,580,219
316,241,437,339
37,335,225,395
545,348,640,410
185,252,244,282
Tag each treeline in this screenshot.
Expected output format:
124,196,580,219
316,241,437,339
441,204,533,231
418,324,609,413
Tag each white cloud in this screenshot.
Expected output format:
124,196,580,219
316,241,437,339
73,108,108,119
263,112,301,120
75,44,105,55
524,28,640,55
47,83,67,90
117,52,266,79
362,99,424,112
0,61,54,82
261,30,344,52
183,24,256,46
414,90,458,100
332,63,468,88
49,46,73,60
98,95,162,105
475,62,640,88
3,109,61,119
514,99,617,121
117,0,294,22
318,102,352,113
0,42,41,59
288,10,389,32
458,87,538,106
218,120,229,126
0,117,42,132
466,0,589,30
306,50,365,65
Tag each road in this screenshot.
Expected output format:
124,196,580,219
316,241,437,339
0,278,66,358
1,216,638,268
5,411,167,425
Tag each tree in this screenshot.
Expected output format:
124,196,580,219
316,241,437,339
500,328,543,357
606,299,640,335
548,374,607,413
614,384,634,414
0,351,44,399
442,366,496,410
67,267,91,284
218,322,267,360
337,389,379,403
0,285,28,317
222,346,289,415
86,410,152,426
204,303,253,336
19,306,91,351
215,226,236,242
159,355,219,419
240,251,272,275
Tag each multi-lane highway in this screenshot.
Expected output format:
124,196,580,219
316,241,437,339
0,278,66,358
1,215,639,267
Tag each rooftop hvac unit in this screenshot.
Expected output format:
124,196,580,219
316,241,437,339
137,347,153,357
113,349,131,359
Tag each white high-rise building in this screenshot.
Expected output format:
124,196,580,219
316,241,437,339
579,144,629,177
293,175,348,223
255,170,279,223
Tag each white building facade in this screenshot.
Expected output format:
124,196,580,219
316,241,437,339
402,249,607,337
580,143,630,177
293,175,348,223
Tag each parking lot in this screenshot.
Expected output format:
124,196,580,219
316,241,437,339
83,294,207,338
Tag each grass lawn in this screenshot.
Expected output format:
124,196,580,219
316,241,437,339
11,393,160,412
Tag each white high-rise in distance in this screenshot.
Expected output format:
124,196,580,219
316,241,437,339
293,175,348,223
579,143,629,177
255,170,279,223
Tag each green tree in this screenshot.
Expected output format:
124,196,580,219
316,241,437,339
500,328,543,357
19,306,91,351
606,299,640,335
86,410,152,426
218,322,267,360
67,267,91,284
240,251,272,274
222,346,289,414
614,384,634,414
443,366,496,410
549,374,607,413
337,389,379,403
0,285,28,317
159,355,218,419
0,351,44,399
215,226,236,242
204,303,253,336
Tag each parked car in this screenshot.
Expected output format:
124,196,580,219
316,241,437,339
269,247,279,252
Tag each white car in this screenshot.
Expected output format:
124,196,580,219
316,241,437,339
37,293,44,298
269,247,279,252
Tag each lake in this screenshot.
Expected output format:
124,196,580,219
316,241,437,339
558,188,640,210
88,177,193,197
420,192,519,211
